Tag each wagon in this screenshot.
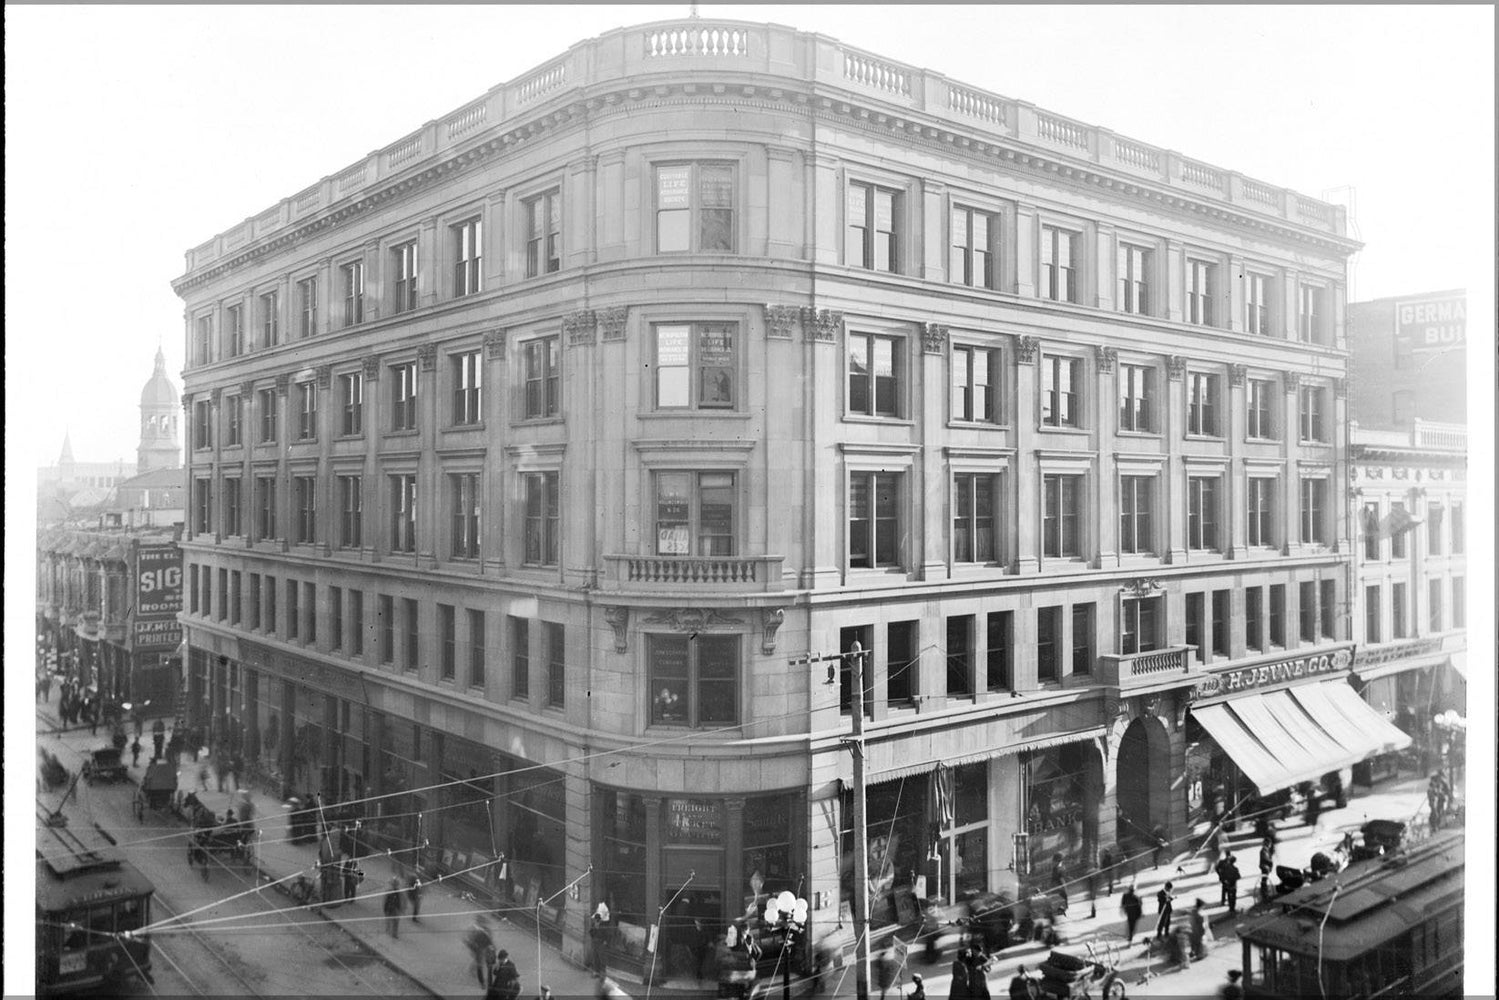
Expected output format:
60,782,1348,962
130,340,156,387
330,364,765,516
81,746,129,785
186,819,258,880
1031,944,1127,1000
132,761,178,821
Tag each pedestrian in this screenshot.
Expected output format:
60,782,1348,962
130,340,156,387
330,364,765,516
537,987,554,1000
1189,899,1208,960
1172,922,1194,970
383,877,404,937
1427,773,1445,828
588,907,608,976
907,973,925,1000
1151,825,1168,869
406,874,423,922
950,947,972,1000
198,759,211,792
1220,855,1241,914
130,737,143,768
1218,969,1245,1000
873,947,896,1000
966,947,992,1000
1084,861,1099,918
134,713,144,739
1305,788,1322,830
467,918,497,988
492,949,521,1000
1007,964,1035,1000
1155,881,1175,939
1258,837,1275,880
1120,883,1143,944
341,855,363,902
1098,845,1116,896
1049,853,1066,892
89,698,99,736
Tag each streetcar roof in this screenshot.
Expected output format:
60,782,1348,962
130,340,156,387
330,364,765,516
36,803,154,911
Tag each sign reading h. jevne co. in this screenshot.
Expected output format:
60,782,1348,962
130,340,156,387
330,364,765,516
1195,646,1354,698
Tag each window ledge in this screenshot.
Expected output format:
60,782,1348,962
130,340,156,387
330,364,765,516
1183,433,1226,443
442,423,487,433
334,434,365,442
842,415,915,427
385,429,420,439
513,417,565,428
1037,425,1089,435
947,420,1009,431
636,410,752,421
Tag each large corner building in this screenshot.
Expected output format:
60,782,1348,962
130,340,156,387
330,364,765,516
172,19,1391,975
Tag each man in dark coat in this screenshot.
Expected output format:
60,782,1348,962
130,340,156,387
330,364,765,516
1120,884,1143,944
1154,881,1175,939
383,877,404,937
152,719,166,761
1007,964,1034,1000
406,875,423,922
1189,899,1208,959
1217,854,1241,913
950,947,972,1000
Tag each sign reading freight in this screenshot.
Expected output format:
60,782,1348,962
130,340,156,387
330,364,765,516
1355,637,1443,669
136,546,182,616
1202,647,1353,696
133,619,182,649
1396,294,1465,355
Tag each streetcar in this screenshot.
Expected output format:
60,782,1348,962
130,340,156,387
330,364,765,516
37,802,155,995
1236,828,1463,998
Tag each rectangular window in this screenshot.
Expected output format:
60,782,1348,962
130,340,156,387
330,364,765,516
297,276,317,339
1428,579,1443,633
449,472,481,560
1187,373,1220,436
403,597,419,670
847,332,904,418
1247,379,1275,439
391,241,418,314
1320,580,1337,640
1042,355,1081,427
255,476,276,539
257,387,277,443
1072,603,1094,675
1427,504,1444,554
1365,585,1381,643
838,625,875,716
295,382,317,440
379,594,395,664
452,217,482,297
189,564,199,614
227,304,244,357
1301,479,1328,545
390,474,416,553
339,373,363,435
1299,581,1318,642
263,574,277,632
544,621,565,708
1186,259,1215,326
330,586,343,651
522,337,561,419
1299,386,1327,442
1117,244,1151,315
522,471,561,566
293,475,316,544
525,190,561,276
953,473,998,563
1452,578,1465,628
1039,225,1078,303
1248,478,1275,548
248,572,261,631
654,471,735,556
1118,364,1155,432
648,633,739,726
259,291,279,348
1121,596,1161,655
656,162,735,253
510,617,530,699
452,350,482,425
1213,590,1231,656
1119,476,1154,555
1036,606,1062,682
217,568,228,621
286,578,300,640
225,395,242,447
849,471,902,569
468,609,485,688
949,207,995,288
950,345,999,423
390,362,417,432
303,581,316,644
1451,503,1464,553
338,475,363,548
439,604,456,680
200,568,211,619
653,322,736,410
1187,476,1220,550
1245,588,1264,652
1186,592,1205,662
847,181,900,272
350,590,364,656
945,616,974,697
1269,585,1286,646
1042,473,1083,558
888,620,918,703
1362,503,1382,560
195,315,212,364
342,261,364,326
985,612,1012,692
1297,284,1325,343
193,399,212,450
1245,272,1270,335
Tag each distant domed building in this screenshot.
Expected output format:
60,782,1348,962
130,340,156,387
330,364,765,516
138,346,182,472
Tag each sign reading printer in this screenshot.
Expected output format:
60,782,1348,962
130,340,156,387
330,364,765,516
1198,647,1353,697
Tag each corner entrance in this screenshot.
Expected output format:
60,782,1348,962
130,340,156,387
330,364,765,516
1116,715,1172,849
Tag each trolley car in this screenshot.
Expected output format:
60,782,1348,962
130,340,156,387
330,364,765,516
37,803,154,995
1236,828,1463,998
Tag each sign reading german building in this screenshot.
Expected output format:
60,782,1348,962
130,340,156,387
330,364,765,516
1395,293,1465,356
136,546,182,616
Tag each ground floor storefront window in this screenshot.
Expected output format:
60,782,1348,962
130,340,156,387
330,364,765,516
1025,745,1096,879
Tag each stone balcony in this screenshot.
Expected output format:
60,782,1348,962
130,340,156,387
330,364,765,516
1097,645,1197,689
602,553,786,592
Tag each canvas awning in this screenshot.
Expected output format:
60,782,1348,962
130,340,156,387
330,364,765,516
1447,652,1467,680
1287,682,1412,759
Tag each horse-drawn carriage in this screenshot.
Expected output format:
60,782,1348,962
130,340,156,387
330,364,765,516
133,761,178,821
181,793,257,880
81,746,130,784
1027,944,1128,1000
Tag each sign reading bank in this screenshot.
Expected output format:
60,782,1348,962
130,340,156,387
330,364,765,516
1396,294,1465,355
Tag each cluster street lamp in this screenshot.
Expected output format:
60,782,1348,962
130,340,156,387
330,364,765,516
764,889,810,1000
1430,710,1466,813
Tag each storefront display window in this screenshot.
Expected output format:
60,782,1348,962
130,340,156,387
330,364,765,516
508,765,567,903
441,735,498,854
600,790,648,927
743,793,794,900
1027,745,1089,873
849,776,929,925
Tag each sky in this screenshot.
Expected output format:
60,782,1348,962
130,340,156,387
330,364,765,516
5,4,1494,989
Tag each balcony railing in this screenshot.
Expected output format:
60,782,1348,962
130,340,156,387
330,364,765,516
603,554,786,591
1098,645,1194,687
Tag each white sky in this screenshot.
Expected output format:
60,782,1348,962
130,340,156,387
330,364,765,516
5,5,1494,990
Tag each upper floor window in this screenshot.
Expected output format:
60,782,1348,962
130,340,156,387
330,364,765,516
1297,284,1327,344
522,337,560,419
1042,473,1083,558
847,181,900,273
953,472,998,563
1039,226,1079,303
1119,475,1154,555
1120,597,1161,655
1298,385,1328,443
342,261,364,327
257,387,277,443
848,332,904,418
258,291,279,348
255,476,277,538
1244,272,1271,336
1392,582,1408,638
849,471,902,569
390,362,417,432
950,207,996,289
390,474,417,553
1041,355,1081,428
449,472,481,560
1118,364,1156,433
297,276,318,339
656,163,735,253
195,315,213,365
655,471,735,557
950,345,999,423
523,471,560,566
1117,244,1151,315
648,634,738,726
525,190,561,277
295,381,317,440
1451,502,1464,554
1036,606,1062,683
193,477,212,534
224,395,242,447
338,475,362,549
1187,372,1221,437
227,304,244,357
192,398,213,450
1301,478,1329,545
1427,503,1444,555
1390,502,1410,559
452,218,482,297
223,478,242,537
339,373,363,436
1247,379,1276,440
1453,577,1466,627
1248,478,1276,548
1187,476,1220,551
391,241,418,314
654,323,735,410
1362,503,1382,561
1186,258,1216,326
452,350,482,425
439,605,457,683
293,475,316,544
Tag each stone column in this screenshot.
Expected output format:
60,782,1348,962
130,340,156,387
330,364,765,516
1165,358,1187,564
1014,338,1040,573
920,323,948,582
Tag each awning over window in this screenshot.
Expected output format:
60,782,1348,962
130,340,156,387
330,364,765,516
1287,682,1413,758
1190,701,1304,794
1448,652,1467,680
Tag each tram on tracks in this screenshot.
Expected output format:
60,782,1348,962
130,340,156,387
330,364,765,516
1236,828,1463,998
36,801,154,995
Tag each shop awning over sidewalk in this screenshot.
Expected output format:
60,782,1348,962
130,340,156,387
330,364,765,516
1288,682,1412,759
1447,652,1467,680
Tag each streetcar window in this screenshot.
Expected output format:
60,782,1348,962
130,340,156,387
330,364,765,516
61,919,89,950
117,897,144,931
88,903,115,939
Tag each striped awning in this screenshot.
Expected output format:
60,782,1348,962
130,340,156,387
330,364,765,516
866,726,1106,782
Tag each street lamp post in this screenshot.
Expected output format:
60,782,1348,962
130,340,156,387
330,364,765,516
764,889,810,1000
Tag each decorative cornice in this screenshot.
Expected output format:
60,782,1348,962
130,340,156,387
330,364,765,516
1095,346,1118,375
639,608,744,632
1284,370,1302,393
801,307,842,344
1229,363,1248,387
315,365,332,390
362,357,380,381
1120,577,1164,599
1166,356,1186,381
922,323,948,356
417,345,437,372
763,304,800,340
564,309,597,346
603,605,629,653
274,373,290,395
1016,336,1039,364
484,330,507,360
599,306,628,342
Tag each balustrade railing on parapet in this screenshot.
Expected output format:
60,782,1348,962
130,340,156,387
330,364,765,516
1097,645,1193,687
645,23,753,58
603,554,785,591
